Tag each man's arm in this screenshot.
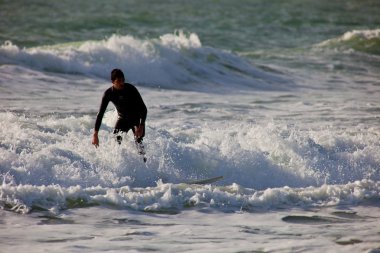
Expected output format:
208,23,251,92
92,130,100,148
92,90,110,148
137,87,147,138
136,87,147,125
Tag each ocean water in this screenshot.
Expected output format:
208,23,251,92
1,0,380,252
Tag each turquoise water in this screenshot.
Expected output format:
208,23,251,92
2,0,380,50
2,0,379,90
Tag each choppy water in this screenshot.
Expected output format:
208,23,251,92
1,0,380,252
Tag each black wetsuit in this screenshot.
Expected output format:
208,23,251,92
95,83,147,142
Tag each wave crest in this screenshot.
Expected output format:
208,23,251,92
318,29,380,55
0,32,291,91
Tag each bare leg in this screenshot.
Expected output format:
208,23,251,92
135,137,147,163
113,129,124,145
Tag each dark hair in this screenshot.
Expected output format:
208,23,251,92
111,69,125,82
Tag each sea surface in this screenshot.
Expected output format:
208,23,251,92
1,0,380,252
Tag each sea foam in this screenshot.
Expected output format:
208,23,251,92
0,32,291,91
1,111,379,192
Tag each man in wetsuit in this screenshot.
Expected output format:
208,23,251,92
92,69,147,160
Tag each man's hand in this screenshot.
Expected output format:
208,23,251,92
134,124,144,139
92,131,99,148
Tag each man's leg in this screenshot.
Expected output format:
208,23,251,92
113,118,130,144
113,129,124,144
132,125,147,162
135,140,147,162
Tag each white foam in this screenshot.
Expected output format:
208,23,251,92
341,29,380,41
0,32,291,91
1,173,379,214
0,32,379,216
2,100,380,187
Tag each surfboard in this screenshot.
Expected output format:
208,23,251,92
186,176,223,185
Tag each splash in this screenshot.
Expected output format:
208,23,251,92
1,176,379,214
1,112,379,189
0,32,291,91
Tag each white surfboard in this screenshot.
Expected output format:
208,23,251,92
186,176,223,185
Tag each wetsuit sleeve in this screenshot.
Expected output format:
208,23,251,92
94,90,110,131
136,88,147,125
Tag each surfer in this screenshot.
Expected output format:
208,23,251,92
92,69,147,159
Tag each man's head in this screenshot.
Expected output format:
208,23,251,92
111,69,125,83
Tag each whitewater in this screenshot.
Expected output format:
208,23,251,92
1,0,380,252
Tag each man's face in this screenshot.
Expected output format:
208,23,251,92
112,78,124,89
